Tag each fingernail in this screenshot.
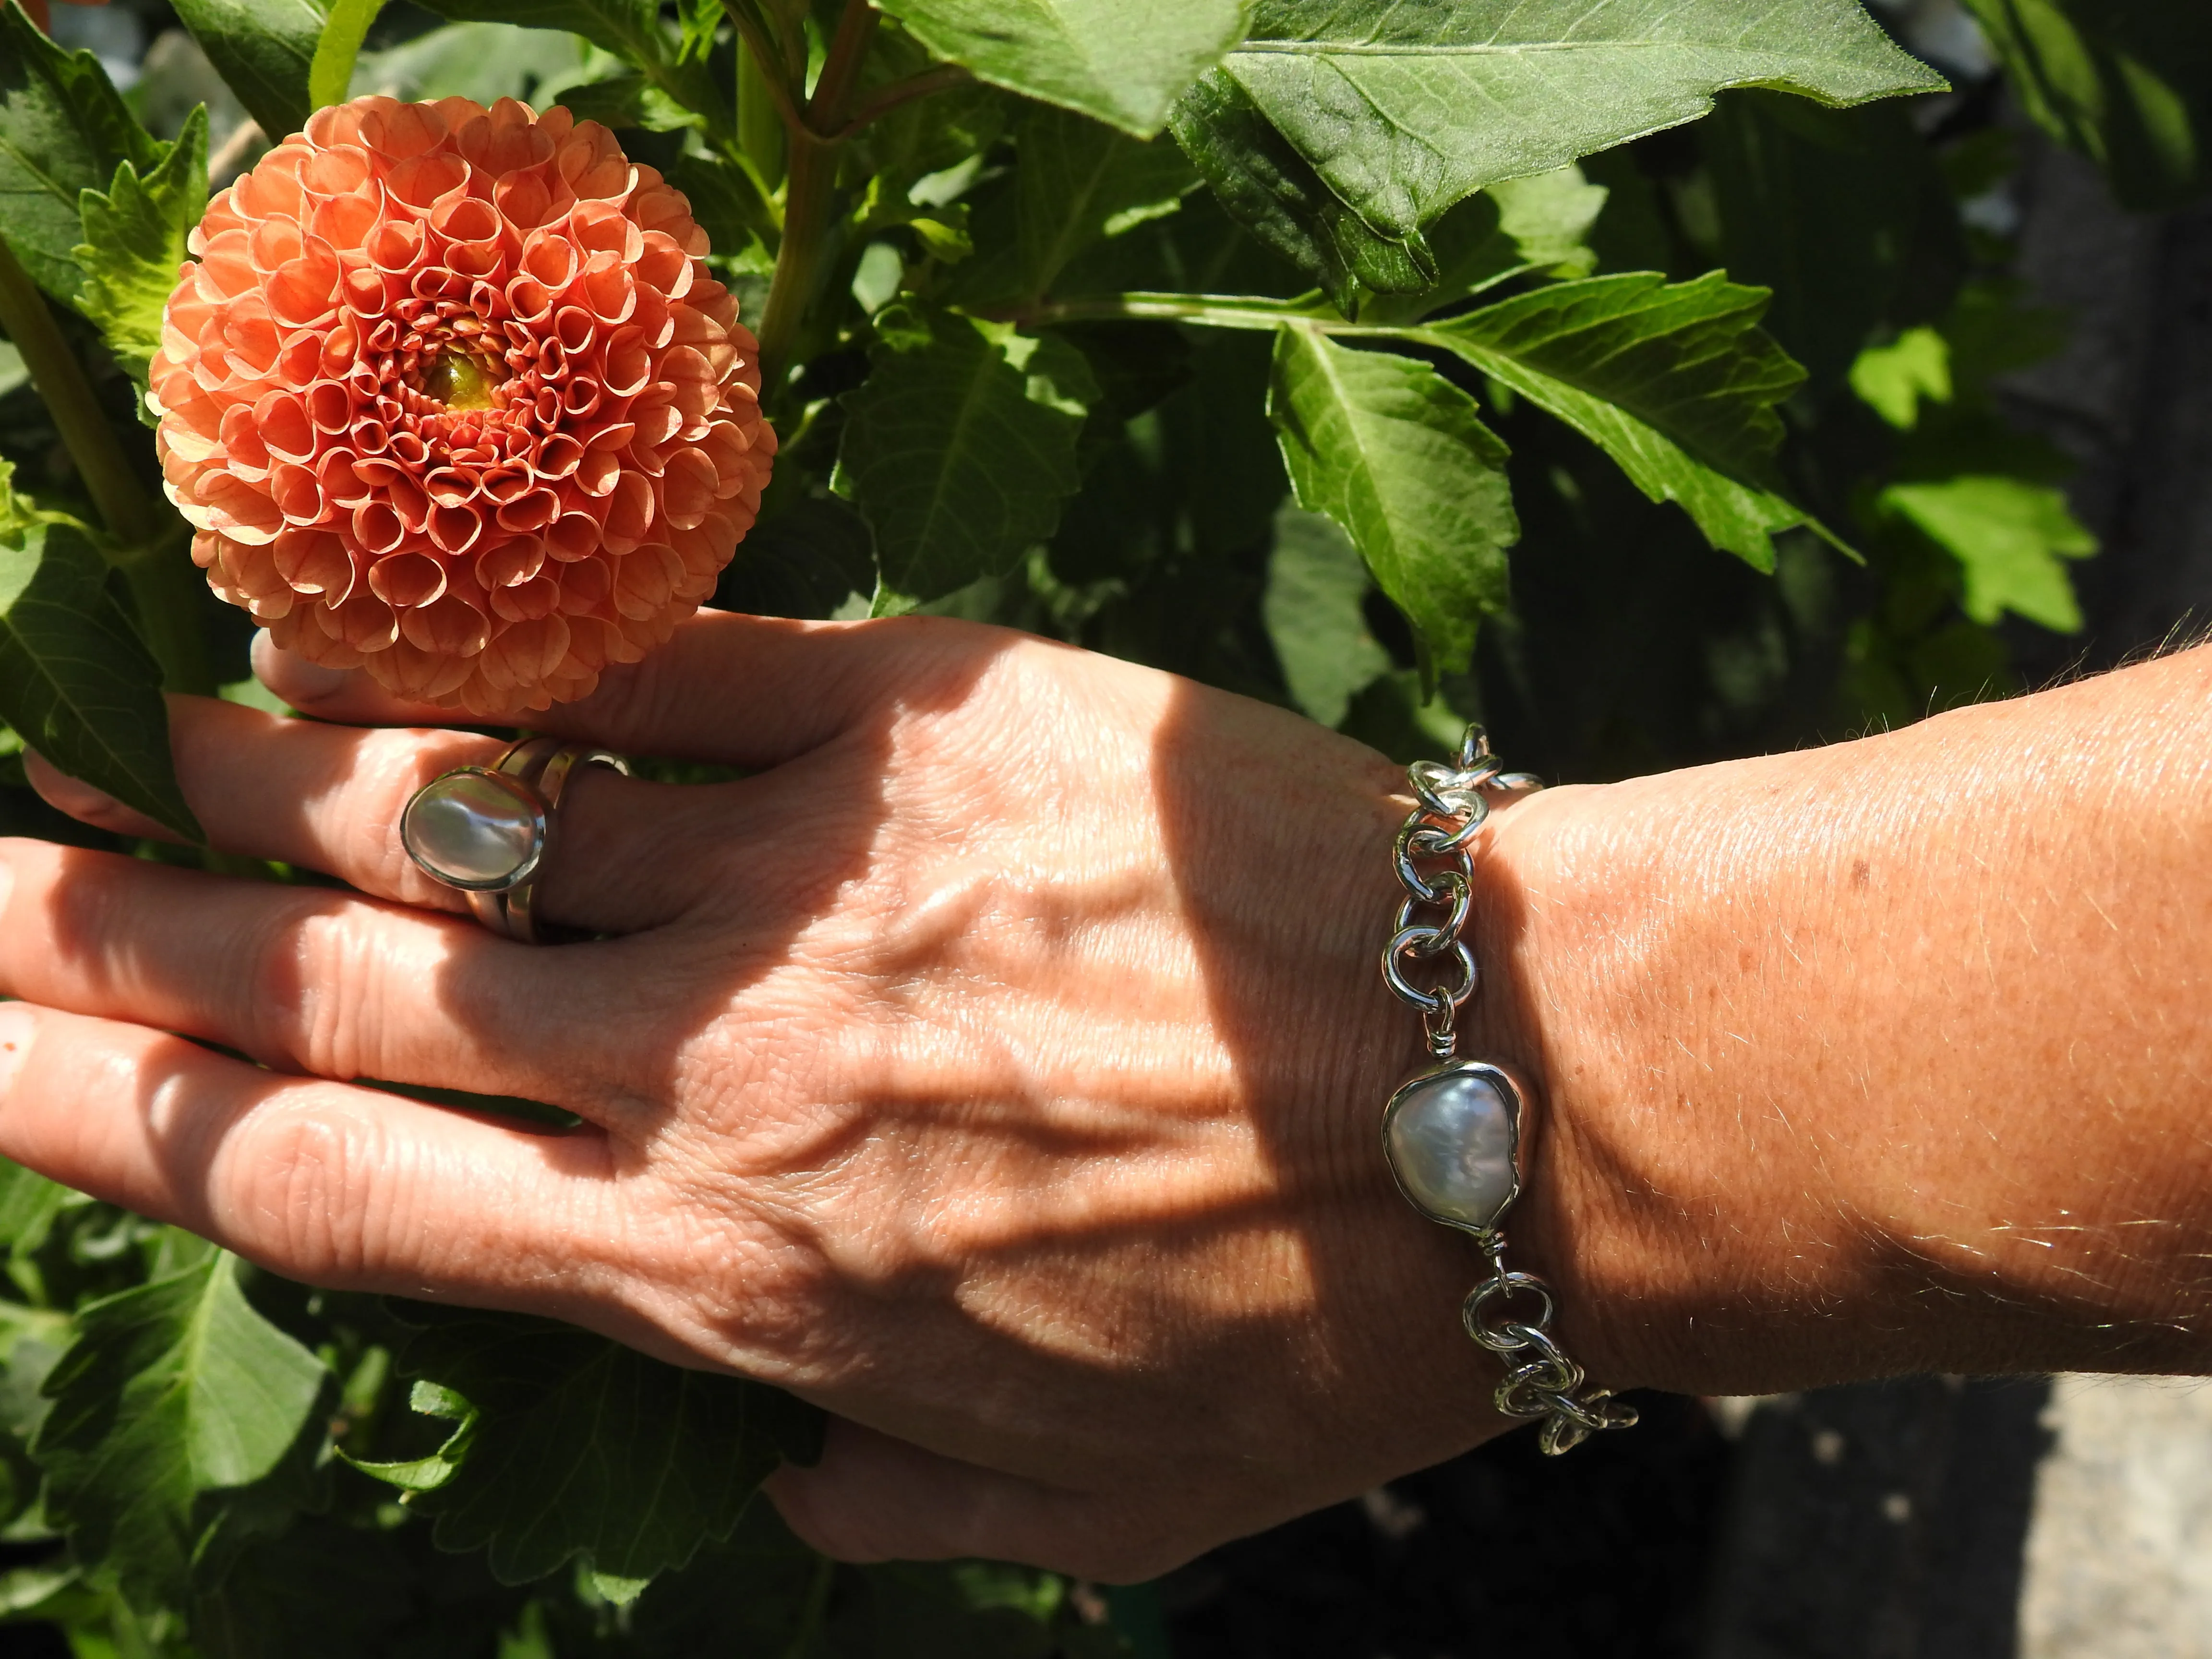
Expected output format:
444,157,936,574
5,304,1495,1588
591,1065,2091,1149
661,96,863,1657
23,752,119,819
252,630,349,705
0,1003,32,1100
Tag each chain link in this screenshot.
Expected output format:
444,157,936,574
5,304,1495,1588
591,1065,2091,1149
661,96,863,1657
1381,724,1637,1455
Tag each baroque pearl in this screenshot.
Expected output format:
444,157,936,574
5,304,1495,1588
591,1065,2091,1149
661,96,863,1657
1382,1063,1524,1233
400,769,544,890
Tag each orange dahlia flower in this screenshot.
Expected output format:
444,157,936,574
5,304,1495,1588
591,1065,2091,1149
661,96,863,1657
152,95,775,714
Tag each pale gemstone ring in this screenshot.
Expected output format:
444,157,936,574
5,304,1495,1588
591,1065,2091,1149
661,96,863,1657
399,737,631,943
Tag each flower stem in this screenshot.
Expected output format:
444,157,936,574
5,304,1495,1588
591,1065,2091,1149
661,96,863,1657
0,232,207,694
753,0,880,397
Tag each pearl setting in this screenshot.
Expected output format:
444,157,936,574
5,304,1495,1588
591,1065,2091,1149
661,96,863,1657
1381,1060,1529,1236
399,767,547,892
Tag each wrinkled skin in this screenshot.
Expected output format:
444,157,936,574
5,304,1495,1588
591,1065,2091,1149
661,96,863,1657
0,612,1532,1578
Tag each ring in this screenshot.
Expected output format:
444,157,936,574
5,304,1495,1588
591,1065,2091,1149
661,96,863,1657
400,738,631,943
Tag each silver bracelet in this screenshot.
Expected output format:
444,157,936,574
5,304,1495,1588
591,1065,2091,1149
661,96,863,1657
1378,725,1637,1455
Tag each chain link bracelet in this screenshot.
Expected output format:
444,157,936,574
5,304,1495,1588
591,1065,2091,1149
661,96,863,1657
1377,725,1638,1455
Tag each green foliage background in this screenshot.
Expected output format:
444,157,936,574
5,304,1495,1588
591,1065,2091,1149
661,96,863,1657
0,0,2190,1650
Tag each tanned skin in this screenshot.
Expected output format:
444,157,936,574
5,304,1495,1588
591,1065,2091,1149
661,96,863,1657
0,617,2207,1576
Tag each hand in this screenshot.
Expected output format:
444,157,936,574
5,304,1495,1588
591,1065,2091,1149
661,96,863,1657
0,611,1539,1579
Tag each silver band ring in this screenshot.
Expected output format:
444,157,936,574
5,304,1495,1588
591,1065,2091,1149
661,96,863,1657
399,738,631,943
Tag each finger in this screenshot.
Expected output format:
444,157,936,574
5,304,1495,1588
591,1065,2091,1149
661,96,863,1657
766,1420,1195,1584
0,1000,613,1298
253,606,1014,767
29,695,722,934
0,838,676,1117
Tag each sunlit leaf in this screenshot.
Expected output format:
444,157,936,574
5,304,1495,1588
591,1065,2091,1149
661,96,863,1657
1419,271,1831,569
1883,475,2095,632
1224,0,1948,244
1269,325,1516,674
73,107,209,392
874,0,1249,136
0,0,163,305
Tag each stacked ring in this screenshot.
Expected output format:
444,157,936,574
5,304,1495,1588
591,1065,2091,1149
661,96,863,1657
399,738,630,943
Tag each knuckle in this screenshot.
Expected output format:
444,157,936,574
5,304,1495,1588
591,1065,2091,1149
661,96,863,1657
221,1098,390,1280
243,899,386,1080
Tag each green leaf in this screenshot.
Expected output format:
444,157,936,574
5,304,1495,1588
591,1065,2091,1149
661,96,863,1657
418,0,728,138
1013,106,1197,300
1419,271,1826,569
1359,164,1607,324
839,311,1098,601
73,107,209,392
873,0,1250,136
1851,325,1951,429
0,0,163,306
1882,476,2096,632
1262,504,1389,725
1267,325,1517,675
169,0,329,144
349,20,589,106
32,1254,327,1608
375,1306,823,1588
549,71,702,133
0,523,200,840
1225,0,1948,244
1168,66,1431,313
308,0,386,111
1961,0,2212,210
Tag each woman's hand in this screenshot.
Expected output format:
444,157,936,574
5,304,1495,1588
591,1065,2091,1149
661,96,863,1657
0,610,1530,1579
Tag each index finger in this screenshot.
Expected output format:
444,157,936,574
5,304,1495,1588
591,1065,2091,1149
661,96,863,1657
254,607,1019,768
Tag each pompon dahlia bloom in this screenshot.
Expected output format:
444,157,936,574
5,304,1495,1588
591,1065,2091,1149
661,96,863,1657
151,94,775,714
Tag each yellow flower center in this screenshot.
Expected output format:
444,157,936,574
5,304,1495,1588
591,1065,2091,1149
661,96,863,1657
418,349,505,411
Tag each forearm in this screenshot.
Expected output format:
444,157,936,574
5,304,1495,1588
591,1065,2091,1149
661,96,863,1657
1484,646,2212,1394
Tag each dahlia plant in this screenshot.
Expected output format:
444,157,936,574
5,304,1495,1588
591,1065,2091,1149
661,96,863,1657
0,0,2157,1649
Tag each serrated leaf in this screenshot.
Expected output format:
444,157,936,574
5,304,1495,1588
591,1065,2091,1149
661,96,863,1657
1168,66,1430,314
376,1306,823,1588
0,523,200,840
875,0,1249,135
839,311,1098,601
31,1254,326,1608
170,0,328,144
417,0,727,138
1418,271,1827,569
1961,0,2212,211
1225,0,1948,244
1262,503,1388,726
0,0,163,305
73,106,209,391
1268,325,1516,675
1851,326,1951,429
1882,476,2095,632
1012,105,1197,300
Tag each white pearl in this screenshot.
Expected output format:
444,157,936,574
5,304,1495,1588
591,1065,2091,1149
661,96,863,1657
401,771,542,889
1384,1066,1521,1232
